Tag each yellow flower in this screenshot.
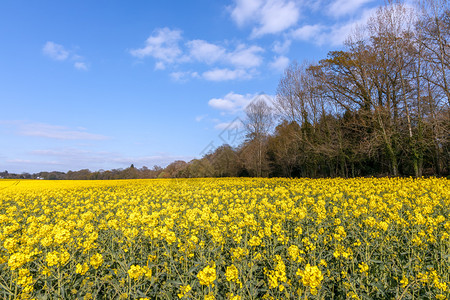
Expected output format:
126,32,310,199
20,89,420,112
128,265,144,280
296,264,323,295
265,255,287,291
197,263,216,286
8,252,28,270
177,284,191,298
229,294,242,300
204,294,215,300
288,244,299,261
378,221,389,231
248,235,261,246
46,250,69,267
76,262,89,275
400,276,408,288
225,264,240,284
89,253,103,269
17,268,33,287
358,262,369,274
53,227,71,244
84,293,93,300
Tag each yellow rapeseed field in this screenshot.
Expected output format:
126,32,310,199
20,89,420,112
0,177,449,299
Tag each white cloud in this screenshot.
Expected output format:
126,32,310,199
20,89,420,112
328,0,374,17
289,7,377,46
186,40,226,64
269,55,289,72
170,71,186,81
187,40,264,69
230,0,261,26
272,39,291,54
326,7,377,45
228,44,264,68
42,41,69,61
208,92,256,112
202,68,251,81
6,158,61,166
127,23,272,82
252,0,301,36
291,24,325,41
130,29,263,75
214,121,244,130
42,41,89,70
195,115,208,122
130,27,183,69
74,62,88,71
170,71,199,81
230,0,301,37
2,121,109,140
155,61,166,70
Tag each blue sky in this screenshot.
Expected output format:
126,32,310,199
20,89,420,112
0,0,383,173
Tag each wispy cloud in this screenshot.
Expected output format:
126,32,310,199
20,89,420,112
187,40,264,69
202,68,251,81
130,28,264,81
186,40,227,65
129,27,184,70
327,0,374,17
42,41,89,70
291,24,326,41
214,120,244,130
289,7,378,46
2,121,108,140
228,44,264,68
230,0,301,37
208,92,256,113
195,115,208,122
269,55,289,72
6,158,62,166
128,1,382,81
42,41,69,61
272,39,291,54
74,62,88,71
170,71,199,82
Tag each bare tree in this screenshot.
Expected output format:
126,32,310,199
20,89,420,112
243,97,274,177
417,0,450,105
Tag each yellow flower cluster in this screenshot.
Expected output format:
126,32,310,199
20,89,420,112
296,264,323,295
89,253,103,269
76,262,89,275
265,255,287,291
46,249,70,267
0,177,448,299
128,264,152,280
358,262,369,275
197,263,217,286
225,264,242,288
177,284,191,298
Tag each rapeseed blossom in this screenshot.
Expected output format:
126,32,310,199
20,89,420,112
197,263,216,286
89,253,103,269
0,177,448,299
296,264,323,295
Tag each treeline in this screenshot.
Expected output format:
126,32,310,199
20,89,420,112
2,0,448,180
243,0,449,178
153,0,449,179
281,0,450,178
0,166,165,180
